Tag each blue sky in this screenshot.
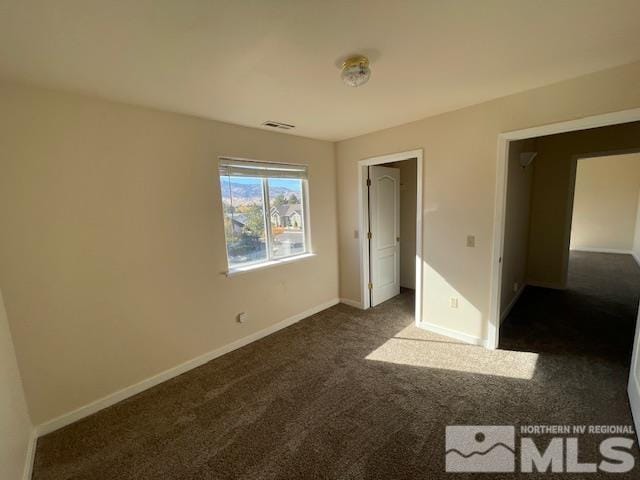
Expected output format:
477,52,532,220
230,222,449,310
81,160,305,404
269,178,300,189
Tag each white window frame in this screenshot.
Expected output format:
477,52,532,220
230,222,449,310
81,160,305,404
219,157,312,275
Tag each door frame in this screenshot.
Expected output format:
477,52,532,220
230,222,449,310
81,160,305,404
358,149,423,325
488,107,640,350
629,308,640,437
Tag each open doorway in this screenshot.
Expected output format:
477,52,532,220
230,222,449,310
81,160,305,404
498,145,640,348
493,122,640,346
490,112,640,348
358,150,423,324
491,114,640,435
569,152,640,257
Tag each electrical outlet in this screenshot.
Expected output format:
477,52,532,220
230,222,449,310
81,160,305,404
449,297,459,309
513,282,519,293
466,235,475,247
354,230,359,239
237,312,248,323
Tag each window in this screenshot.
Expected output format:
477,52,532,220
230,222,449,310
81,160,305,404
219,158,310,271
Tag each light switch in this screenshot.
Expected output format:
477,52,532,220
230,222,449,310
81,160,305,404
354,230,359,239
466,235,475,247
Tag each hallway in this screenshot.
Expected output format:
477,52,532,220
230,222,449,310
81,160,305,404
501,251,640,364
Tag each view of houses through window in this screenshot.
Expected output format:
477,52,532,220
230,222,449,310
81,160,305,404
268,180,305,259
220,166,308,269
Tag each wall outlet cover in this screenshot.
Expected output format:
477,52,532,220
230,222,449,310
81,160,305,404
466,235,475,247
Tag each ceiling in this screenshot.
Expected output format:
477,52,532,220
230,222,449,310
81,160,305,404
1,1,639,141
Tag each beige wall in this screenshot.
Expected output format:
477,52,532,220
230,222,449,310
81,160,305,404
0,81,339,424
336,61,640,341
0,288,33,480
3,61,640,427
570,153,640,252
500,139,535,316
527,122,640,286
388,160,417,289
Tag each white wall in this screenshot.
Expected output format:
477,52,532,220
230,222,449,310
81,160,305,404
570,153,640,252
0,81,339,425
500,139,535,318
0,288,33,480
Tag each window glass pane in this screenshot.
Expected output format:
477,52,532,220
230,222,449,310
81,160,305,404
220,175,268,267
268,178,306,258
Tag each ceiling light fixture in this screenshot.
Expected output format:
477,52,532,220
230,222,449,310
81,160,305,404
341,55,371,88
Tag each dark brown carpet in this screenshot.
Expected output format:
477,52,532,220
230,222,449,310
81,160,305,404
33,252,640,479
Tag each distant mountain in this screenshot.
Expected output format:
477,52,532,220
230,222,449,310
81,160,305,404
220,180,298,205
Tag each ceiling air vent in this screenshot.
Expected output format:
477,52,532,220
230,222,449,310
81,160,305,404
262,121,295,130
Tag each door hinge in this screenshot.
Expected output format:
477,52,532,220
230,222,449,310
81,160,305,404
366,178,371,187
368,282,373,290
367,232,372,240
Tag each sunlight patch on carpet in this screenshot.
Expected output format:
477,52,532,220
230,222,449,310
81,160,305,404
365,325,539,379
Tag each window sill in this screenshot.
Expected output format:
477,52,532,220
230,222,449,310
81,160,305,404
225,253,316,277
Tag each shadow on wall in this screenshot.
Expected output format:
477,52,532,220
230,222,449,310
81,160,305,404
500,138,536,319
419,192,488,339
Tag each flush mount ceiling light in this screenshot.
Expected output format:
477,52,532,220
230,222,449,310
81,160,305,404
341,55,371,87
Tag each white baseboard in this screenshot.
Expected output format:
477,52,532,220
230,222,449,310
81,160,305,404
417,321,485,347
500,284,526,324
22,428,37,480
36,298,339,436
340,298,364,309
571,247,632,255
632,252,640,267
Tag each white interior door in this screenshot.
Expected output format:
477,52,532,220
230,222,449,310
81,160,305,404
628,305,640,436
369,165,401,306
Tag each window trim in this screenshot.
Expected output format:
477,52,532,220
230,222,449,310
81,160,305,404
218,157,312,274
225,252,316,277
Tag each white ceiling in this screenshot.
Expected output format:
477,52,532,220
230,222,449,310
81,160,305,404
1,1,640,141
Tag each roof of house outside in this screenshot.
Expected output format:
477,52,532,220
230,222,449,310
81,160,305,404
226,213,247,225
272,204,301,218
